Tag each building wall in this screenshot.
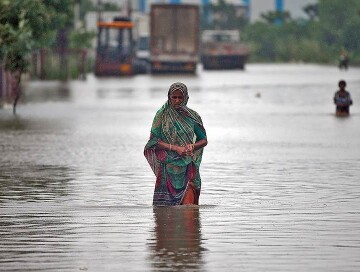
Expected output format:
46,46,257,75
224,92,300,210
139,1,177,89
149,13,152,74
92,0,245,13
89,0,318,26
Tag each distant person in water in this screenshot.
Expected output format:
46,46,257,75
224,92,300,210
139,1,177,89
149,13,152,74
339,50,349,70
334,80,353,116
144,82,207,206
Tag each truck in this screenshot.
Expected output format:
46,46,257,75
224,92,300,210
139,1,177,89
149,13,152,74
134,14,150,64
95,17,147,76
201,30,249,70
150,4,200,74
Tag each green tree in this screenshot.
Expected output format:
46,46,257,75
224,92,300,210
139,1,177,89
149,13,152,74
0,0,72,114
260,10,292,24
241,0,360,65
303,4,318,21
318,0,360,55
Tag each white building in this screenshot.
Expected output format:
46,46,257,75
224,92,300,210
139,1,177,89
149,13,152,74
84,0,319,53
86,0,318,35
92,0,317,21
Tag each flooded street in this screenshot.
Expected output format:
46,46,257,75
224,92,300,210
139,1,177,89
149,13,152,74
1,64,360,271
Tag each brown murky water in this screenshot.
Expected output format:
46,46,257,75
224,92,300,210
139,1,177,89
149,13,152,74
1,64,360,271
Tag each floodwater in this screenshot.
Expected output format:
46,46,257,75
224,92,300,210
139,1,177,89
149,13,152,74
1,64,360,271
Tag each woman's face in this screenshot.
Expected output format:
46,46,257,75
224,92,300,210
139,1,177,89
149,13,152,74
169,89,184,109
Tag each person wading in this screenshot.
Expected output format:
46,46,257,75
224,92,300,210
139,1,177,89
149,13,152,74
334,80,353,117
144,82,207,206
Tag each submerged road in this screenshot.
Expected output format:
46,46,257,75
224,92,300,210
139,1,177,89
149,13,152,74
1,64,360,271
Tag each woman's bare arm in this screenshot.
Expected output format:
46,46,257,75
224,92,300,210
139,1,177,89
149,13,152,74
193,139,207,151
157,138,207,156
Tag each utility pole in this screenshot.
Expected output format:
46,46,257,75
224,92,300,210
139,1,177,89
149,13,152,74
97,0,103,22
275,0,284,25
74,0,81,29
243,0,250,21
127,0,132,18
139,0,146,13
275,0,284,12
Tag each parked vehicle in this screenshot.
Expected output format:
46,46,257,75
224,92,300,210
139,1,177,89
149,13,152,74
201,30,249,70
95,17,147,76
136,35,150,63
134,14,150,63
150,4,200,74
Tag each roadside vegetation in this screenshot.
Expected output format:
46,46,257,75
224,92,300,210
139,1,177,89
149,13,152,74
204,0,360,65
1,0,359,109
0,0,95,113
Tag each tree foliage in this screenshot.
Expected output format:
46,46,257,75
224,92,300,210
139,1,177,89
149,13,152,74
260,11,292,25
318,0,360,52
0,0,74,114
0,0,73,72
303,4,318,21
242,0,360,64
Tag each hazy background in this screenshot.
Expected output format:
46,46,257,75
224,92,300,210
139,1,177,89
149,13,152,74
1,1,360,271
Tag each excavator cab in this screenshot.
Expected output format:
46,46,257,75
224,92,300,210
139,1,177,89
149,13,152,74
95,17,134,76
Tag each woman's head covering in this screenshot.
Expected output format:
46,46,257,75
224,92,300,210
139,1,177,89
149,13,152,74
168,82,189,106
145,80,205,159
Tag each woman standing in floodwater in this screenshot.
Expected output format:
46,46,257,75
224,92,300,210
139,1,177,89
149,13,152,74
144,82,207,206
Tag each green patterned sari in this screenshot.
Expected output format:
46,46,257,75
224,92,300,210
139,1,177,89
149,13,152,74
144,83,206,206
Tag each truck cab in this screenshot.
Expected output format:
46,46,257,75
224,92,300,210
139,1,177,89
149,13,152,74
201,30,249,70
95,17,147,76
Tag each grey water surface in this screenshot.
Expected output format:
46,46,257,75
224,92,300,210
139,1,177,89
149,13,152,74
1,64,360,271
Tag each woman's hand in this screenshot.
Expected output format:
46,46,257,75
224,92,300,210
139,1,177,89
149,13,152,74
185,144,194,156
174,144,194,156
174,145,187,156
157,139,200,157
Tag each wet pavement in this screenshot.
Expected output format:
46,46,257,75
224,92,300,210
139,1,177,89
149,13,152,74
1,64,360,271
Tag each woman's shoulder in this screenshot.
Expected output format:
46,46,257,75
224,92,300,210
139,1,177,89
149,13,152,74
185,107,204,126
186,107,201,118
154,103,168,116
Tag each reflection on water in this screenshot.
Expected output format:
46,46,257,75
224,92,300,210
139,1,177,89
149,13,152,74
0,210,75,267
0,117,28,131
148,206,204,271
0,164,74,202
1,64,360,271
22,81,70,102
97,87,135,99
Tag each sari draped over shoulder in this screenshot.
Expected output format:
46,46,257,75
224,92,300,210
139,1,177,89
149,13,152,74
144,100,206,206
